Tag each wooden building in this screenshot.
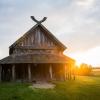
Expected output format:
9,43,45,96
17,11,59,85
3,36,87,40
0,16,75,82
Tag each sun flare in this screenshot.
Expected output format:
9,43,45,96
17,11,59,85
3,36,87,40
66,46,100,67
75,61,81,67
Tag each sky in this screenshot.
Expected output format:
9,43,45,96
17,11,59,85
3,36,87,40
0,0,100,67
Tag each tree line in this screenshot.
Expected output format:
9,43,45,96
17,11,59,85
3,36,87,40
75,63,92,76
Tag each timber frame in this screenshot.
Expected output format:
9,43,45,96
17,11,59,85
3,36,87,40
0,16,75,82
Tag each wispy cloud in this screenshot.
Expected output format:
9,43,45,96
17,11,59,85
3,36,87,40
76,0,95,7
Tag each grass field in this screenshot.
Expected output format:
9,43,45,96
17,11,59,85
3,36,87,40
0,76,100,100
92,68,100,76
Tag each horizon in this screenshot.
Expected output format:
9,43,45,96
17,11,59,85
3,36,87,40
0,0,100,67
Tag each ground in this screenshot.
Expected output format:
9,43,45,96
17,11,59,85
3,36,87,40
32,82,55,89
0,76,100,100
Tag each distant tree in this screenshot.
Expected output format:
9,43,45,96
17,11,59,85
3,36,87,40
77,63,92,76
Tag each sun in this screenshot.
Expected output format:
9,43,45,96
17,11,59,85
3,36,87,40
75,61,82,67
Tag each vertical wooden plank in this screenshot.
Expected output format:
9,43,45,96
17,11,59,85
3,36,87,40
28,64,31,82
42,32,44,46
35,28,38,45
12,65,15,81
49,64,53,80
37,29,41,45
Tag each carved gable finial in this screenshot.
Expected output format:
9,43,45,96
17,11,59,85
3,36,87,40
31,16,47,24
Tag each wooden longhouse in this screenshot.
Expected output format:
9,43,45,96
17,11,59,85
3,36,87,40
0,16,75,82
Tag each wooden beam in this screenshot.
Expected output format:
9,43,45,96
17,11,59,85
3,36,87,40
69,64,72,80
12,65,15,81
28,64,31,82
0,65,2,82
64,64,67,80
49,64,53,80
67,64,70,80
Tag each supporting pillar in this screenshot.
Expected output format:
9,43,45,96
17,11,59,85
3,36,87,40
49,64,53,80
69,64,72,80
28,64,31,82
64,64,67,80
67,64,70,80
0,65,2,82
71,63,76,80
73,67,76,80
12,64,15,81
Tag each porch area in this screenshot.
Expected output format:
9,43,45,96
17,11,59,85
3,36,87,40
0,63,71,82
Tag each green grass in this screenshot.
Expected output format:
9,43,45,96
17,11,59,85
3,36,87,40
0,76,100,100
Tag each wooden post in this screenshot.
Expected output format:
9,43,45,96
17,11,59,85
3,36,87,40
12,65,15,81
0,65,2,82
67,64,70,80
49,64,53,80
69,64,72,80
28,64,31,82
72,63,76,80
73,68,76,80
64,64,67,80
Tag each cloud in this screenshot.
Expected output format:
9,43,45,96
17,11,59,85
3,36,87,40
52,0,100,53
0,0,100,66
75,0,95,7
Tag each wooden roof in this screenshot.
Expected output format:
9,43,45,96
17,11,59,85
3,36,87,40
0,54,75,64
9,24,67,50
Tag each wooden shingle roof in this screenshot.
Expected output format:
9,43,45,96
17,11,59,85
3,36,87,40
9,24,67,50
0,54,75,64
